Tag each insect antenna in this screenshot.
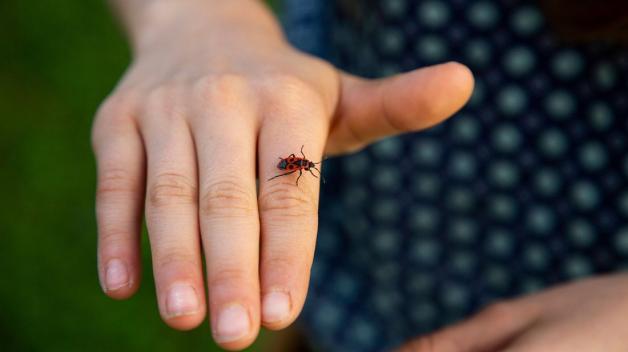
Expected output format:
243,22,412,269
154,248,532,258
313,155,329,164
300,145,306,159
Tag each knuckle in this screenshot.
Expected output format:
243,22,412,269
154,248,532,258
98,226,130,248
262,256,298,272
96,93,137,121
92,94,138,148
269,74,310,92
261,256,312,282
200,179,257,219
156,247,197,273
97,168,137,199
259,184,317,218
193,73,251,105
264,74,323,110
209,268,250,289
144,85,186,120
148,172,197,208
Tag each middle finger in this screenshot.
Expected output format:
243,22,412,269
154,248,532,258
191,90,260,348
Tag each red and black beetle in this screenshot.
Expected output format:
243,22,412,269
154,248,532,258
268,145,324,186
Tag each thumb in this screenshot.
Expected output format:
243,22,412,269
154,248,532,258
326,61,474,154
395,301,538,352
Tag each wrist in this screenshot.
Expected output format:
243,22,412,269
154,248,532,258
125,0,283,56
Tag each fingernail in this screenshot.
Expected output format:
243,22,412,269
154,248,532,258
166,283,199,317
262,291,291,323
215,304,250,343
104,258,129,291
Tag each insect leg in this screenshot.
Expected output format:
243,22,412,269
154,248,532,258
296,169,303,186
300,145,306,159
267,170,297,181
312,166,326,184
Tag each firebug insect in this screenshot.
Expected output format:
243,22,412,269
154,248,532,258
268,145,325,186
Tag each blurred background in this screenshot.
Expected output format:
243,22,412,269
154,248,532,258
0,1,276,350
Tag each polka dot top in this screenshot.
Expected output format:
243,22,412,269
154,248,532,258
282,0,628,351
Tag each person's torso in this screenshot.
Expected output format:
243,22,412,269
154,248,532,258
282,1,628,351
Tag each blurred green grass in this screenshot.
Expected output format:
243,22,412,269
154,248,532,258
0,1,277,350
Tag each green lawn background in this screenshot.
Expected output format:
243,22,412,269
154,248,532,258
1,1,277,350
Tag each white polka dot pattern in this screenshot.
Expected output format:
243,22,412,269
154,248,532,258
285,0,628,350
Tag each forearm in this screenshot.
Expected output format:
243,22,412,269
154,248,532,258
108,0,283,55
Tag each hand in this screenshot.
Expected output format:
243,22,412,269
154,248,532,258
398,273,628,352
92,0,473,349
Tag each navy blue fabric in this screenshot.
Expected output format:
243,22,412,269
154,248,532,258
282,1,628,351
282,0,331,58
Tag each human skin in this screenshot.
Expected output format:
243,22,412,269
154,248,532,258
92,0,473,349
397,273,628,352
